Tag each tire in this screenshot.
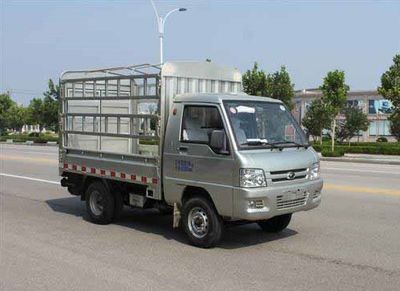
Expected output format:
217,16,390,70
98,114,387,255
85,181,115,225
257,213,292,233
181,196,223,248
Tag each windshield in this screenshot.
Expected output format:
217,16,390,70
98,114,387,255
223,101,308,149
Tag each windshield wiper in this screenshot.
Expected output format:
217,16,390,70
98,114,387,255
240,139,279,148
241,141,268,146
270,140,309,148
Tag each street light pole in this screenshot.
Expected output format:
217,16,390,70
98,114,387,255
150,0,187,65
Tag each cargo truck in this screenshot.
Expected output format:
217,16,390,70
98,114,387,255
59,61,323,248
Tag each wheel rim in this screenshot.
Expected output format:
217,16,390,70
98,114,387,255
89,190,104,216
188,207,209,239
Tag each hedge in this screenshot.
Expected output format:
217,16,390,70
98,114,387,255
139,139,159,145
321,148,345,157
376,137,388,143
312,143,400,155
0,133,59,144
313,141,400,147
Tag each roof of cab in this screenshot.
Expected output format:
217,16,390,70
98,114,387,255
174,93,282,104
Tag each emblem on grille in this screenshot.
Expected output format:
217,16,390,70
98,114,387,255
287,171,296,180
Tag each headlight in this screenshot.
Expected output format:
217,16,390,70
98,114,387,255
240,168,266,188
309,162,320,180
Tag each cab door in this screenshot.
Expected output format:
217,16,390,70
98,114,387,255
163,103,235,217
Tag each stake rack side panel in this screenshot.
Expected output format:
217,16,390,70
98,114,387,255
59,65,162,199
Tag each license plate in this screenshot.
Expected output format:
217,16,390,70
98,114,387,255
284,189,305,200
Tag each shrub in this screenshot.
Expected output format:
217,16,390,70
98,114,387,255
376,137,388,142
139,139,159,145
35,133,58,143
314,143,400,156
0,133,58,144
388,109,400,142
311,144,322,152
28,132,40,137
321,148,345,157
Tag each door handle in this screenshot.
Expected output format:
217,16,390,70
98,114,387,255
177,146,188,152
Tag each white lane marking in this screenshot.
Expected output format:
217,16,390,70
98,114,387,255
0,173,60,185
323,167,400,175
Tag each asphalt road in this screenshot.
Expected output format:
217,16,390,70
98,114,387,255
1,143,400,290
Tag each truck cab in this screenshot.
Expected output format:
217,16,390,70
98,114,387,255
161,94,322,246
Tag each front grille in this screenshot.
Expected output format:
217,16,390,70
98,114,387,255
276,192,308,210
270,168,307,175
269,168,308,183
272,175,307,183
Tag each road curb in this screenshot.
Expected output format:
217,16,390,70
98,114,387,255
320,157,400,165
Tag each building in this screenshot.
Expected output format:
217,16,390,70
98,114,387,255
16,124,50,134
293,89,395,142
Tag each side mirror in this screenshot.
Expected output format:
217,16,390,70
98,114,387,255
210,130,228,154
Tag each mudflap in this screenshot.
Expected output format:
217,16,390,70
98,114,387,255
173,203,181,228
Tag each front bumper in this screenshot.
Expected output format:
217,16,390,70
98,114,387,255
233,178,323,221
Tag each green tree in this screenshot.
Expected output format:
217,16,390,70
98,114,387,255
27,79,60,132
42,96,58,131
242,62,269,96
27,98,44,130
242,63,295,109
0,93,14,133
44,79,60,100
43,79,60,131
267,66,295,109
378,54,400,138
388,111,400,141
6,104,28,131
337,106,369,144
320,70,349,151
302,99,331,144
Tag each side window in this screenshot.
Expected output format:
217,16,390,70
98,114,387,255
181,105,225,144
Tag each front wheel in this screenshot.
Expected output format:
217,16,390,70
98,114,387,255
257,213,292,232
181,197,223,248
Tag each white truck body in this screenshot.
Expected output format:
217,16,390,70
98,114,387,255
59,61,322,248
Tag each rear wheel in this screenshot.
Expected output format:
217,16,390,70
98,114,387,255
85,181,115,224
182,196,223,248
257,213,292,232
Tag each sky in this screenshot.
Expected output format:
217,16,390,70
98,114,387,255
1,0,399,105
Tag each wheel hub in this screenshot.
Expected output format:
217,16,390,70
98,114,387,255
89,190,104,216
188,207,209,239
